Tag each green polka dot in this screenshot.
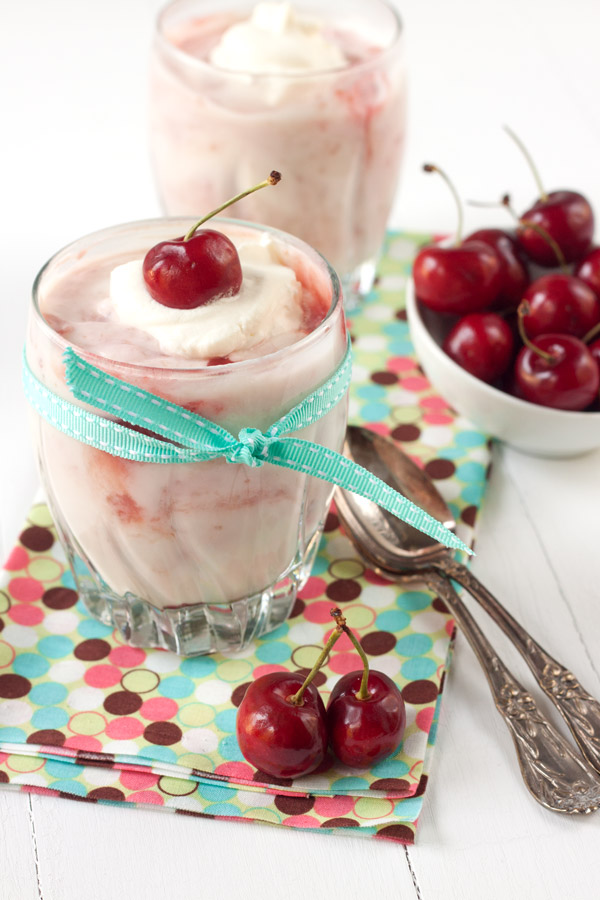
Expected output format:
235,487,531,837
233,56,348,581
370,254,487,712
69,712,105,735
120,669,160,693
177,703,215,728
28,505,54,527
344,606,375,629
390,406,421,424
0,642,14,667
291,645,322,669
176,753,215,772
216,659,253,683
6,756,43,774
27,558,63,582
243,808,282,824
159,777,198,796
354,797,394,819
329,559,364,580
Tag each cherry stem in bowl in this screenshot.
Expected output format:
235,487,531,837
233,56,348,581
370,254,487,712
423,163,463,246
517,302,557,363
503,125,548,202
583,321,600,344
501,195,568,272
288,611,343,706
331,608,370,701
183,171,282,242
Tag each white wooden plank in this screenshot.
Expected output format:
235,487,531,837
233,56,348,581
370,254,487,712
0,792,40,900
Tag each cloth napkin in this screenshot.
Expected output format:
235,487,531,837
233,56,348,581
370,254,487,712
0,232,490,844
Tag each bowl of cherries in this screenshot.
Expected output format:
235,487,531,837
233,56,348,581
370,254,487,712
407,144,600,458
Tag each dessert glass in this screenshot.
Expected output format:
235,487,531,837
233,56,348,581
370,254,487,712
26,218,348,656
149,0,406,304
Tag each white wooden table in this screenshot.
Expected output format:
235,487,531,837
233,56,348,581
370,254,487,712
2,1,600,897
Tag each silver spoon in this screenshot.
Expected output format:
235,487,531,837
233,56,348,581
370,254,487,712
334,425,600,814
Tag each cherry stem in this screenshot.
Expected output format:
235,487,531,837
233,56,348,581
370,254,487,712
183,171,282,242
517,302,557,363
423,164,463,246
331,609,370,701
503,125,548,202
288,610,343,706
583,320,600,344
501,195,568,272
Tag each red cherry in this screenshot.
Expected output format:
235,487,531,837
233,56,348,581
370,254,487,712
574,247,600,300
514,334,599,410
518,191,594,266
413,241,502,315
589,338,600,371
443,312,514,383
465,228,529,310
143,171,281,310
326,670,406,768
236,673,327,779
521,274,600,339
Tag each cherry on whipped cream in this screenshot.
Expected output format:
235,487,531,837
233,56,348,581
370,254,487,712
143,171,281,309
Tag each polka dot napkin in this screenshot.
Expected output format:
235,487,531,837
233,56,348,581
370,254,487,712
0,233,490,844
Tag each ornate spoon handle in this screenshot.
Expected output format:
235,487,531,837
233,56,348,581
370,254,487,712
439,558,600,776
424,571,600,814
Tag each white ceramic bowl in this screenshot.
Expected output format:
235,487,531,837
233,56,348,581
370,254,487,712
405,279,600,458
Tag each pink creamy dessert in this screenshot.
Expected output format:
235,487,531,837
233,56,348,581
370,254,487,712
26,218,348,655
150,0,405,289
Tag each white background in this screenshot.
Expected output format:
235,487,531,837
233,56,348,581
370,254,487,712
2,1,600,898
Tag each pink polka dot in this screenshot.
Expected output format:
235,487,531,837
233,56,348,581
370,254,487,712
139,697,178,721
108,646,147,668
126,790,164,805
419,395,448,410
0,752,9,763
215,762,254,780
364,569,394,586
416,707,435,732
27,785,58,796
9,604,44,626
304,600,337,624
423,413,454,425
68,711,107,736
314,795,355,817
323,627,353,651
282,815,321,828
388,356,415,373
252,664,288,681
328,652,361,675
63,735,103,752
401,376,430,392
105,717,145,740
298,577,327,601
445,619,456,638
8,577,44,603
363,422,390,436
84,665,123,688
120,770,160,791
4,547,29,571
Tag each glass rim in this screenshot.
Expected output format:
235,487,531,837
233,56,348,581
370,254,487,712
30,216,343,378
154,0,403,81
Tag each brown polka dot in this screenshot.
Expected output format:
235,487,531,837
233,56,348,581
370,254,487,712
486,462,493,480
103,691,143,715
75,639,111,661
289,597,305,619
0,618,4,633
425,459,456,480
20,526,54,552
143,721,182,746
0,674,31,699
324,511,339,532
395,309,407,321
376,823,414,843
415,775,428,797
230,683,250,708
158,776,197,797
43,587,78,610
321,817,359,828
460,505,477,527
0,771,8,783
176,808,213,819
391,424,421,442
438,671,447,695
371,371,398,385
432,597,449,614
402,680,438,705
360,631,396,656
27,730,66,747
294,668,327,688
326,580,361,603
370,778,411,794
87,787,126,802
76,755,110,768
252,770,293,787
59,792,93,803
274,795,315,815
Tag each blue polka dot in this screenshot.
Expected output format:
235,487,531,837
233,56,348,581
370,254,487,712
204,802,241,817
448,503,461,522
397,591,431,612
389,339,414,356
255,642,291,664
382,320,409,338
356,383,387,401
215,709,237,733
455,430,486,448
396,634,433,657
13,654,49,679
331,776,369,792
137,745,178,764
77,619,113,639
359,402,390,422
401,657,438,680
31,707,69,730
0,727,26,742
29,683,68,706
37,636,74,659
73,557,91,575
428,718,439,745
393,796,424,820
75,599,89,616
259,622,289,642
456,462,486,483
310,555,329,575
197,783,237,802
218,735,245,762
61,571,76,589
371,758,410,778
158,676,195,699
462,483,485,505
49,779,87,797
46,760,85,779
180,657,217,679
375,610,410,633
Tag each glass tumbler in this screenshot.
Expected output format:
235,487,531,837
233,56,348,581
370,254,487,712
149,0,406,304
26,218,348,656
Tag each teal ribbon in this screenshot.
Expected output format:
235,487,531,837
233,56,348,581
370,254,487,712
22,342,470,555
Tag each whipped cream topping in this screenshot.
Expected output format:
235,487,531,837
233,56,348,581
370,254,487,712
108,237,304,360
209,2,347,74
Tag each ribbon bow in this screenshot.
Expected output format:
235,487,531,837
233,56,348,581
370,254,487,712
22,341,470,555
